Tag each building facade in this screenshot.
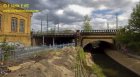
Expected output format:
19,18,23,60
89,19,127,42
0,1,32,46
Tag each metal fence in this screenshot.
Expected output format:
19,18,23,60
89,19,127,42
0,43,75,61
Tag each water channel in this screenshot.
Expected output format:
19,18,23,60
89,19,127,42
92,51,140,77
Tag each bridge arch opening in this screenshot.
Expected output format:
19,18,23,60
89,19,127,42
83,41,114,54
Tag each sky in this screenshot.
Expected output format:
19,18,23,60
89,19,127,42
5,0,140,31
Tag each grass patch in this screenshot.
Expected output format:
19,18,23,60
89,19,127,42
75,47,106,77
92,64,106,77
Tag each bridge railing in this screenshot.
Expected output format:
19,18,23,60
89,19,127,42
32,31,75,35
80,29,118,33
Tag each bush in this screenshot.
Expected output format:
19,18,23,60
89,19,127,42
116,28,140,54
0,42,15,61
127,42,140,54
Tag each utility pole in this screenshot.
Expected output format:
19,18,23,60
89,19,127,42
58,24,59,32
58,18,60,32
46,14,49,32
41,19,42,33
107,21,109,29
41,19,44,45
116,13,118,29
54,25,56,33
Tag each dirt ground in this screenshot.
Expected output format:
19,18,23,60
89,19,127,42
0,47,96,77
0,47,80,77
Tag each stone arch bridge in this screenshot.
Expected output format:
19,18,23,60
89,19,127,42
76,29,118,47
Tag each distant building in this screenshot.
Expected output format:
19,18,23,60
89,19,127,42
0,1,32,46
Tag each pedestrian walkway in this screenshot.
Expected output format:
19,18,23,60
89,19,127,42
105,50,140,76
128,53,140,60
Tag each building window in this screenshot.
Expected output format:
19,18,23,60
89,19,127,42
19,19,25,32
0,15,2,31
11,17,18,32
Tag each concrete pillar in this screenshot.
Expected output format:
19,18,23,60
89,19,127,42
75,30,81,46
43,36,44,45
32,38,36,46
53,37,55,47
75,38,77,46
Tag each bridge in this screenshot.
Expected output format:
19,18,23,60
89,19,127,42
31,29,118,48
78,29,118,47
32,31,76,46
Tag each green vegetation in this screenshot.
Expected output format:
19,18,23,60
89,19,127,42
75,47,88,77
75,47,106,77
92,64,106,77
83,15,92,30
0,41,15,61
116,2,140,54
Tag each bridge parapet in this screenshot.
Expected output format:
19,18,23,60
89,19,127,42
80,29,118,33
32,31,75,36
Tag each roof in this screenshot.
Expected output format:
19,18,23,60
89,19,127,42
0,0,32,14
0,0,9,4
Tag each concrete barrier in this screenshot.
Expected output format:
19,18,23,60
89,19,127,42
105,50,140,76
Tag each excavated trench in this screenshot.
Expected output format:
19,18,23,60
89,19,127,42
83,41,139,77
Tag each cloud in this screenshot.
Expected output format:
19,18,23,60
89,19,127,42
131,0,139,3
98,5,108,10
5,0,139,30
94,18,107,22
68,4,94,16
56,10,64,15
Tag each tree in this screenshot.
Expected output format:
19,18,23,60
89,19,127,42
116,27,134,45
128,2,140,32
127,2,140,43
116,2,140,54
83,15,92,30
